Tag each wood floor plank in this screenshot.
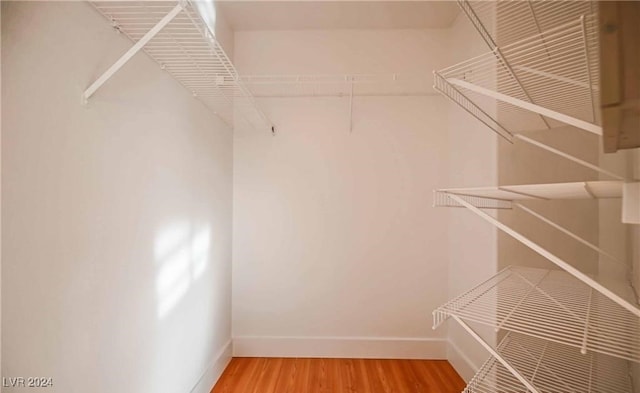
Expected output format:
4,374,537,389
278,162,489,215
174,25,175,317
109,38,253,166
211,358,250,393
232,357,263,393
367,359,394,393
339,358,360,393
329,359,342,393
272,358,299,393
251,357,282,393
410,358,450,392
293,358,312,392
353,359,372,393
398,359,429,393
387,359,416,393
211,357,465,393
308,358,336,393
434,360,466,392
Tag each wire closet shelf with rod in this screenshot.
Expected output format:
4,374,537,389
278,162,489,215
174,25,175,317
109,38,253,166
86,0,274,132
434,0,600,140
431,1,640,393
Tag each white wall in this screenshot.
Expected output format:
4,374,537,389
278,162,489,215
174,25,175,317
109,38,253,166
195,0,234,61
2,2,232,392
232,29,452,358
599,148,640,393
0,2,3,389
627,150,640,393
445,10,497,381
598,146,631,289
632,150,640,298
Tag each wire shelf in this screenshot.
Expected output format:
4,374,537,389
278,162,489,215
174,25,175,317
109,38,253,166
465,332,632,393
435,181,623,202
90,1,273,130
433,190,512,210
238,74,435,98
459,0,596,49
435,11,600,138
434,266,640,363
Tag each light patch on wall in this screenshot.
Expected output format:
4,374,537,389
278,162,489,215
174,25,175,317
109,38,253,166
155,223,212,318
191,228,211,279
193,0,217,35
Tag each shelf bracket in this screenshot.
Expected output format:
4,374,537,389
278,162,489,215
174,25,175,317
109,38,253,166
527,2,551,60
493,47,552,130
495,270,550,332
456,0,498,52
514,134,624,180
445,192,640,318
458,0,551,129
511,339,578,392
514,202,628,270
82,2,185,103
452,317,542,393
581,287,594,355
433,72,514,142
447,78,603,135
580,15,597,123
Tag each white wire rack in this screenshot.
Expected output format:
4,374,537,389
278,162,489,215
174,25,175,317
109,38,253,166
434,266,640,363
459,1,596,49
434,184,640,319
465,332,632,393
433,190,513,210
238,74,435,98
434,181,623,203
435,10,600,139
87,1,273,131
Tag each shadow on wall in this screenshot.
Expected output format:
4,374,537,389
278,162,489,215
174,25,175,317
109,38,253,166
154,223,212,319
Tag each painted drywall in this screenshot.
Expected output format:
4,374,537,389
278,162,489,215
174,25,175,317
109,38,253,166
445,9,497,381
633,150,640,297
627,150,640,393
599,148,640,393
194,0,234,61
2,2,232,393
232,29,452,358
598,146,632,288
0,3,3,390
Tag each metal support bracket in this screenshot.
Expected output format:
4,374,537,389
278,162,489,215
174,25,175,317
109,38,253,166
448,78,603,135
453,317,542,393
82,2,185,103
580,15,597,123
514,202,628,270
493,47,552,130
445,192,640,318
514,134,624,180
433,72,514,142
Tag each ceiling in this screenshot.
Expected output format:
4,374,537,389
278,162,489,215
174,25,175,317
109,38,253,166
216,1,461,31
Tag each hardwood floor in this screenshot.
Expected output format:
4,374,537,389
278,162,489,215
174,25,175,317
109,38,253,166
211,358,466,393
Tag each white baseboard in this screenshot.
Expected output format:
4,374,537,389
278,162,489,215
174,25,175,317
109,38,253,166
190,340,232,393
232,336,447,359
447,340,478,382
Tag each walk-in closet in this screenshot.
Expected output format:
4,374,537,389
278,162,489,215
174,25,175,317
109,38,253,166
2,1,639,392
